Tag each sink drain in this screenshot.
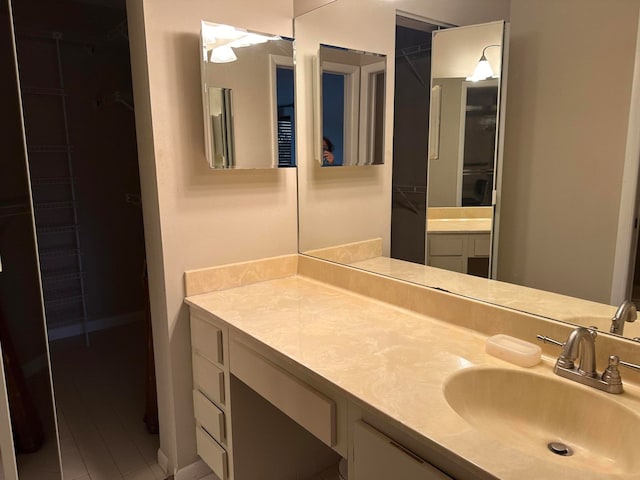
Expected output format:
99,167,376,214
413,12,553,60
548,442,573,456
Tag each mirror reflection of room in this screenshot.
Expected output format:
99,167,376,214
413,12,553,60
391,16,441,265
201,21,295,169
318,44,386,167
296,0,640,341
460,83,498,207
425,22,504,279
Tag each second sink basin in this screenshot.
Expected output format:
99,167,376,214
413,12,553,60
443,367,640,475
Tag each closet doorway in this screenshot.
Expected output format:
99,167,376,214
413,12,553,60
391,15,445,264
3,0,161,478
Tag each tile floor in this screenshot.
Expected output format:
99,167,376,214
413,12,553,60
49,321,164,480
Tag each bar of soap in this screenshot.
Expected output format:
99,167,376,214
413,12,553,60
485,334,541,367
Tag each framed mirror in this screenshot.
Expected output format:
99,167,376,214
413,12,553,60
426,21,505,279
200,21,296,169
295,0,640,341
315,44,386,166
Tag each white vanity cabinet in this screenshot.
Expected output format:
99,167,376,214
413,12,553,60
189,308,346,480
352,422,453,480
188,305,483,480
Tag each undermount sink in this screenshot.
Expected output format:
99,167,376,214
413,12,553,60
443,367,640,475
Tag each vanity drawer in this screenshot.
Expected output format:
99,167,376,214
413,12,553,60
230,340,336,447
196,425,228,480
428,235,464,256
353,421,452,480
191,312,224,366
193,353,225,406
193,390,225,444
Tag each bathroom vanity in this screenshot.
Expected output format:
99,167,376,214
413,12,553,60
184,255,640,480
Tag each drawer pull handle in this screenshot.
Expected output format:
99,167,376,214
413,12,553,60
389,440,425,465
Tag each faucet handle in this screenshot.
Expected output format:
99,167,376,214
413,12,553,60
536,328,597,348
618,357,640,372
536,335,564,347
602,355,623,389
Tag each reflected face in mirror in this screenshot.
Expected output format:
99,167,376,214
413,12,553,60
318,44,386,167
322,136,336,165
200,21,296,169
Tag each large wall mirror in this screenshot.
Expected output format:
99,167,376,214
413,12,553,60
295,0,640,342
200,21,296,169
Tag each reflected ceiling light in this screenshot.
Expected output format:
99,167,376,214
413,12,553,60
202,23,245,44
229,33,281,48
467,44,500,82
203,22,281,63
209,45,237,63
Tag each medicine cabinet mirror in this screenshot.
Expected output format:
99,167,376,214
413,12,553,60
200,21,296,169
316,44,386,166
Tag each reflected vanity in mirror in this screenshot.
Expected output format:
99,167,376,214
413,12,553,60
316,44,386,166
200,21,296,169
426,21,505,278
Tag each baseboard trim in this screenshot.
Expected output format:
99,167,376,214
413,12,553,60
157,448,169,476
47,310,145,342
175,458,213,480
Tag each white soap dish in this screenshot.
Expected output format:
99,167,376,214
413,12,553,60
485,334,541,367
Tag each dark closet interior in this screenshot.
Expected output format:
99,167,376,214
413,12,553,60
391,17,441,264
1,0,158,478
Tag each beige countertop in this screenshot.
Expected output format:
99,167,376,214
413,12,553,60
185,274,640,480
427,218,492,234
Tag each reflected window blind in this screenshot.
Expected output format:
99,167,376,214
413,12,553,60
277,117,293,167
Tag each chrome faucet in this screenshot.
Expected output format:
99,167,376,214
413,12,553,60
537,327,623,394
610,300,637,335
556,326,597,376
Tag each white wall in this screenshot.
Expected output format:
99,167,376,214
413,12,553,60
431,22,503,79
294,0,336,17
126,0,297,472
428,77,463,206
296,0,510,254
498,0,640,304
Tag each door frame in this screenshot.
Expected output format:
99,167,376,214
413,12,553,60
611,13,640,305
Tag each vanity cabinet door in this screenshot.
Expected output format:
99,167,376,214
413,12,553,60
353,421,453,480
